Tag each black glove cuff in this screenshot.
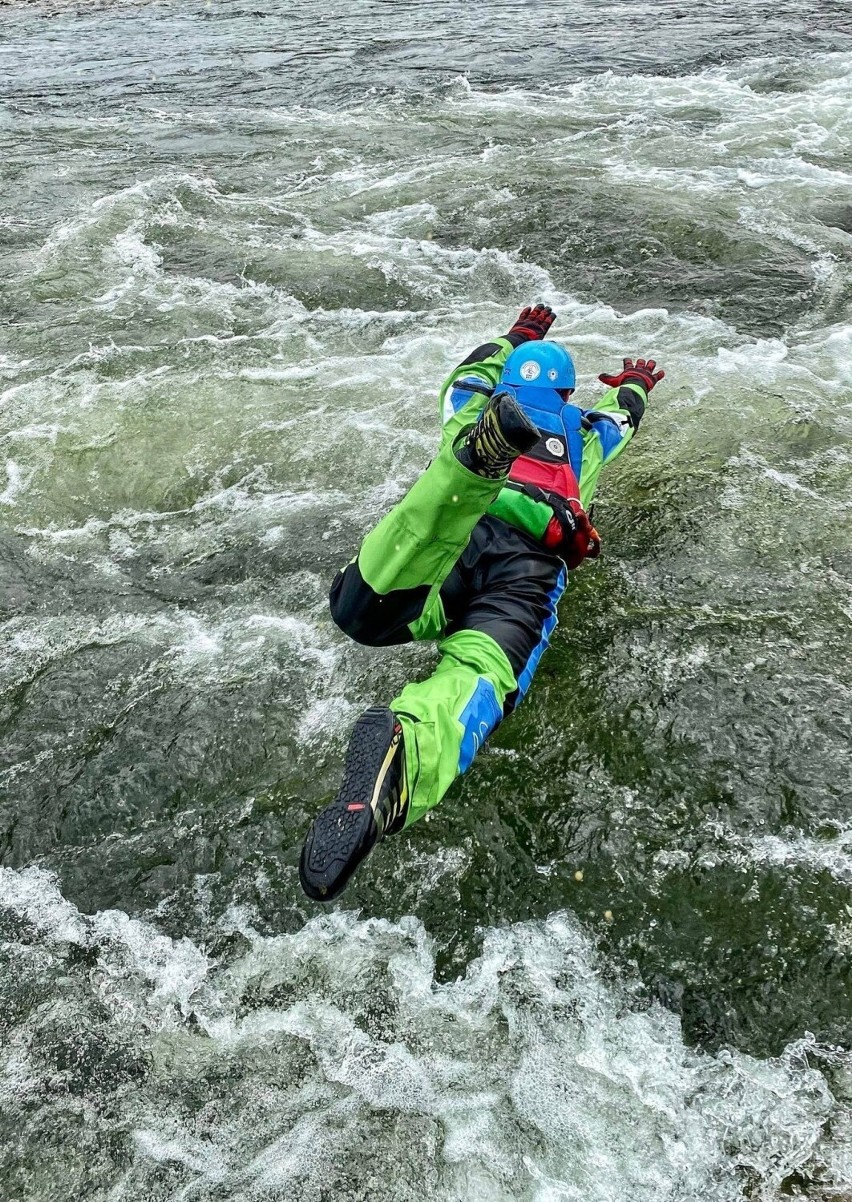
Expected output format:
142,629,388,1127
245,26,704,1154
505,328,543,347
617,383,646,430
622,372,653,391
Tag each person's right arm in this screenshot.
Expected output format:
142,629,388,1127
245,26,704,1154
438,305,556,448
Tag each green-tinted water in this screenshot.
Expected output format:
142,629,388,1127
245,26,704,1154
1,3,852,1198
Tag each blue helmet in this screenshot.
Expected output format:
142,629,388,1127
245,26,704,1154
501,341,576,399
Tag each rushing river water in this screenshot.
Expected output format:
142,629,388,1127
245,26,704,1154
2,2,852,1198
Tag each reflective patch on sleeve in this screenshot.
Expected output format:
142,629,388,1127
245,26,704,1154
584,408,631,459
587,409,629,435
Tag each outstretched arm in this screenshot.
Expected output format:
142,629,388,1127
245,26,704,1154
594,358,664,437
577,357,665,506
438,305,556,447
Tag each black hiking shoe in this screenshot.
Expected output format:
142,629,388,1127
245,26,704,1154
299,707,409,901
455,390,540,479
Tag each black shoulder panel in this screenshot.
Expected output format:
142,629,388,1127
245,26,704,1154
458,341,503,368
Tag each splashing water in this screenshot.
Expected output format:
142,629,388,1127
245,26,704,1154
1,1,852,1197
1,865,849,1201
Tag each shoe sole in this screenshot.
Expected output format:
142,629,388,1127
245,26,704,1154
458,392,540,478
299,707,401,902
494,391,541,453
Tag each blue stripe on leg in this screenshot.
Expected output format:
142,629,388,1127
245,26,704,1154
514,567,567,705
458,677,503,773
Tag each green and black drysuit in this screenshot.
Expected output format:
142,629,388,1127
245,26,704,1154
330,333,646,825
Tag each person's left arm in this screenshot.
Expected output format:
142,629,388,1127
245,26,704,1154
576,358,664,508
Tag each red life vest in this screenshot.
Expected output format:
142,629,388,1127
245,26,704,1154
505,389,585,505
508,438,581,504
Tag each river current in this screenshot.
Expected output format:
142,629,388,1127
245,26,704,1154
1,2,852,1199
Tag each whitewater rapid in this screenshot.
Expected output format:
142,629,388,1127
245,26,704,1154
2,3,852,1198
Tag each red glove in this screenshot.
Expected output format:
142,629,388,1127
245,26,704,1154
506,304,556,343
598,357,665,393
543,498,601,570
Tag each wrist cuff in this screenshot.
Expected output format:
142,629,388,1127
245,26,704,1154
617,383,646,430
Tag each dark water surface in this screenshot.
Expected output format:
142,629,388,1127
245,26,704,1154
2,1,852,1198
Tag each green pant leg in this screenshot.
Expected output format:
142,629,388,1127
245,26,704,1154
357,439,502,601
392,628,518,826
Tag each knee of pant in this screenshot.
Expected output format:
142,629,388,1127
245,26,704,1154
329,574,389,646
337,611,398,647
336,608,389,646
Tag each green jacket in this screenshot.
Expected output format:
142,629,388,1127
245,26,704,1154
437,335,646,538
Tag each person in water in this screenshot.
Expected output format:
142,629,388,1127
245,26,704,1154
299,305,664,900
